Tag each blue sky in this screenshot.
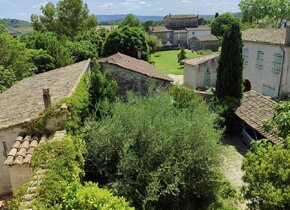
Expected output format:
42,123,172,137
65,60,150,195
0,0,241,21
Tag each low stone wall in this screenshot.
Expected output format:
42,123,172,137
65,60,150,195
194,90,214,103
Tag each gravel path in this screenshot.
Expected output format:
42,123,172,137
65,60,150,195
222,133,248,187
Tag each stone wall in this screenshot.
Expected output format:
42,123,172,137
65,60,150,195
173,31,187,46
0,126,23,195
165,17,198,29
152,32,174,46
101,63,171,97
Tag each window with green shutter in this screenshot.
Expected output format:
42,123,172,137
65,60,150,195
272,54,283,73
243,48,249,65
203,69,211,87
256,51,264,69
262,84,276,97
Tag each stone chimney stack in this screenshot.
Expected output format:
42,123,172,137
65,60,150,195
286,26,290,46
137,48,141,59
43,88,51,109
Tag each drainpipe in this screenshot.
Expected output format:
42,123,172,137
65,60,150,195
278,46,285,98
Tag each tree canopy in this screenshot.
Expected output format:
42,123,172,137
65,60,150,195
31,0,97,37
103,26,149,61
119,14,142,28
210,13,240,37
82,86,224,209
239,0,290,27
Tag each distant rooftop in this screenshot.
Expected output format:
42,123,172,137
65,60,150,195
165,14,197,19
195,34,219,42
183,54,219,66
242,28,287,45
99,53,173,82
0,60,91,130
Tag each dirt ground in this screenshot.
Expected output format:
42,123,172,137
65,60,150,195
168,74,184,85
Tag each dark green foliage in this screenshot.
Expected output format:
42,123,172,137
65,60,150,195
142,20,164,32
263,101,290,139
242,140,290,210
177,46,186,66
89,60,117,111
0,66,16,92
103,26,150,61
20,31,73,71
83,87,223,209
215,21,243,100
119,14,142,28
66,40,98,62
0,20,6,33
147,35,161,53
210,13,240,37
31,0,97,37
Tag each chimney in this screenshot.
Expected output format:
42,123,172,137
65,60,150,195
43,88,51,109
286,26,290,46
169,13,171,17
137,48,142,59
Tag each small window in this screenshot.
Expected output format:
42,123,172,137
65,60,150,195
243,48,249,65
256,51,264,69
203,69,211,87
272,54,283,73
192,31,195,36
262,84,276,97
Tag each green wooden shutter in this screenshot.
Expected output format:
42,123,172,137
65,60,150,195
203,69,211,87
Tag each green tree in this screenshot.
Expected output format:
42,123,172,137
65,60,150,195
239,0,290,27
242,140,290,210
31,0,97,37
210,13,240,37
177,46,187,66
0,20,6,33
119,14,142,28
83,87,223,209
103,26,150,61
147,35,161,53
0,66,16,92
20,31,73,71
215,21,243,100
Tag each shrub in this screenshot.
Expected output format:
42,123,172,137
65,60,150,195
82,88,223,209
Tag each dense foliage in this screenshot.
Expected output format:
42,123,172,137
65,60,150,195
210,13,240,37
119,13,142,28
103,26,150,61
9,135,133,209
239,0,290,27
83,86,223,209
215,19,243,100
31,0,97,37
242,140,290,210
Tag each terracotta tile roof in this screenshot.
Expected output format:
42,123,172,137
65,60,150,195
0,59,91,130
183,54,219,66
149,26,172,33
99,53,174,82
196,34,219,42
234,90,284,145
242,28,286,45
4,135,48,166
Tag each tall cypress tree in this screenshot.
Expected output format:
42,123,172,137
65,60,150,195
216,21,243,100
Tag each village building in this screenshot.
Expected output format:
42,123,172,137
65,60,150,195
149,14,219,50
234,90,283,145
242,27,290,98
183,54,219,90
189,34,220,51
99,53,173,96
0,60,91,195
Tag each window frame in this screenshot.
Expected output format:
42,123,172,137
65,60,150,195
256,50,264,69
272,53,283,73
243,47,249,65
262,84,276,97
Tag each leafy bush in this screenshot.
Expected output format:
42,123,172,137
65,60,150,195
242,141,290,210
82,88,223,209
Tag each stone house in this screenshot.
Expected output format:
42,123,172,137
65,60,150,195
242,27,290,98
183,54,219,90
0,59,91,195
148,14,211,49
99,53,173,96
189,34,220,52
164,14,198,29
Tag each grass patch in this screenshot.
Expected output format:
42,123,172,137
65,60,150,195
152,50,201,75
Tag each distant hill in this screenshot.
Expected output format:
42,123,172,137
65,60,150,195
1,18,31,28
97,13,242,23
97,15,163,23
